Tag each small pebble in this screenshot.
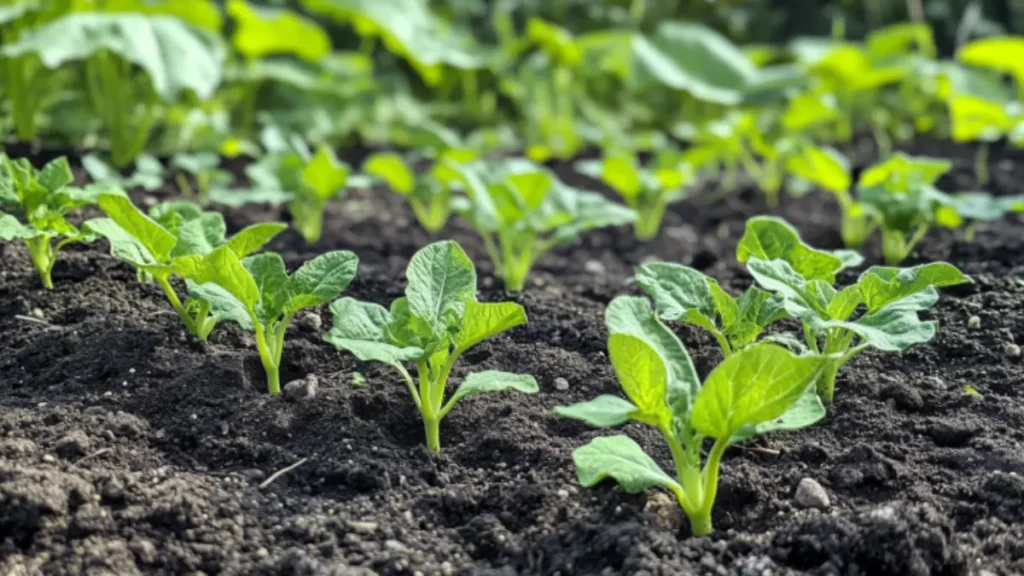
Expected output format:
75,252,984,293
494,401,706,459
297,312,323,333
968,315,981,330
644,491,684,531
283,375,319,401
584,260,606,275
553,377,570,391
31,308,44,319
1005,343,1022,360
794,477,831,510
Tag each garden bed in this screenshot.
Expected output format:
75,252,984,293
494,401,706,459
2,142,1023,575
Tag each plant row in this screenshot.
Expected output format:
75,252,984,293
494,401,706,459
0,154,970,539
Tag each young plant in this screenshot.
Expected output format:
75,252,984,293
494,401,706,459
85,194,286,340
82,153,165,192
555,295,827,536
0,156,106,289
170,152,234,205
785,145,874,248
188,246,358,395
747,258,970,403
575,150,692,241
325,240,538,453
455,159,636,292
947,93,1023,187
635,217,861,357
362,148,475,234
856,153,961,265
246,140,350,243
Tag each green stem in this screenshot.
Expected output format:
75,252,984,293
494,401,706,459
25,236,55,290
803,323,820,353
156,275,206,339
975,142,990,187
396,364,422,410
423,415,441,454
662,428,698,511
688,437,729,537
712,331,733,357
635,201,667,241
253,318,281,395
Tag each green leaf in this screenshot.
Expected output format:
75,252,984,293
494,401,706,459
187,280,254,330
691,343,825,439
94,194,176,265
189,246,260,309
607,334,672,428
737,216,845,282
572,435,682,495
405,240,476,340
363,152,416,195
859,153,951,189
448,371,538,405
633,21,756,105
0,214,29,239
226,222,287,257
455,301,527,351
1,13,225,100
812,292,940,351
325,297,425,363
858,262,970,313
605,297,700,417
601,155,643,201
729,385,826,444
949,94,1014,142
38,158,74,192
286,250,359,311
170,213,227,257
634,262,717,321
552,395,639,428
958,36,1024,90
302,146,349,201
784,146,851,195
827,285,863,320
228,0,331,61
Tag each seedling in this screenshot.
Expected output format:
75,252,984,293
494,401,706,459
575,150,692,240
326,240,538,453
856,153,961,265
170,152,234,205
636,217,861,357
189,247,358,395
82,153,165,192
362,148,476,234
785,145,874,248
555,295,827,536
747,258,970,402
0,156,106,289
455,159,636,292
85,194,286,340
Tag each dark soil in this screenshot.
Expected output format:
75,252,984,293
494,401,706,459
2,140,1023,575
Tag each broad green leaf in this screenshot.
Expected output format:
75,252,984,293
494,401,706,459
949,94,1014,142
101,0,224,30
736,216,844,281
633,21,756,105
691,343,825,439
226,222,287,257
859,153,952,189
302,147,349,201
363,153,415,195
190,246,260,309
507,171,553,211
958,36,1024,89
1,13,225,100
552,395,639,428
951,193,1024,221
169,213,227,257
38,158,74,191
608,334,671,428
858,262,970,313
405,240,476,338
602,156,642,201
812,294,940,351
228,0,330,61
287,250,359,311
634,262,717,320
96,194,176,264
573,435,682,495
325,297,425,363
729,384,825,444
827,285,863,320
455,301,527,351
187,280,254,330
785,146,850,195
867,22,934,57
605,297,700,416
0,214,28,239
241,252,291,320
448,371,538,404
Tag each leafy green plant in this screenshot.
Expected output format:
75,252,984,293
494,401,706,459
856,153,961,265
189,246,358,395
0,155,106,289
784,144,874,248
362,148,476,234
85,194,286,340
555,295,827,536
947,93,1024,187
748,257,970,403
325,240,538,453
244,136,350,243
455,159,636,292
171,152,233,204
82,153,165,192
575,150,692,240
2,12,225,166
635,217,861,357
